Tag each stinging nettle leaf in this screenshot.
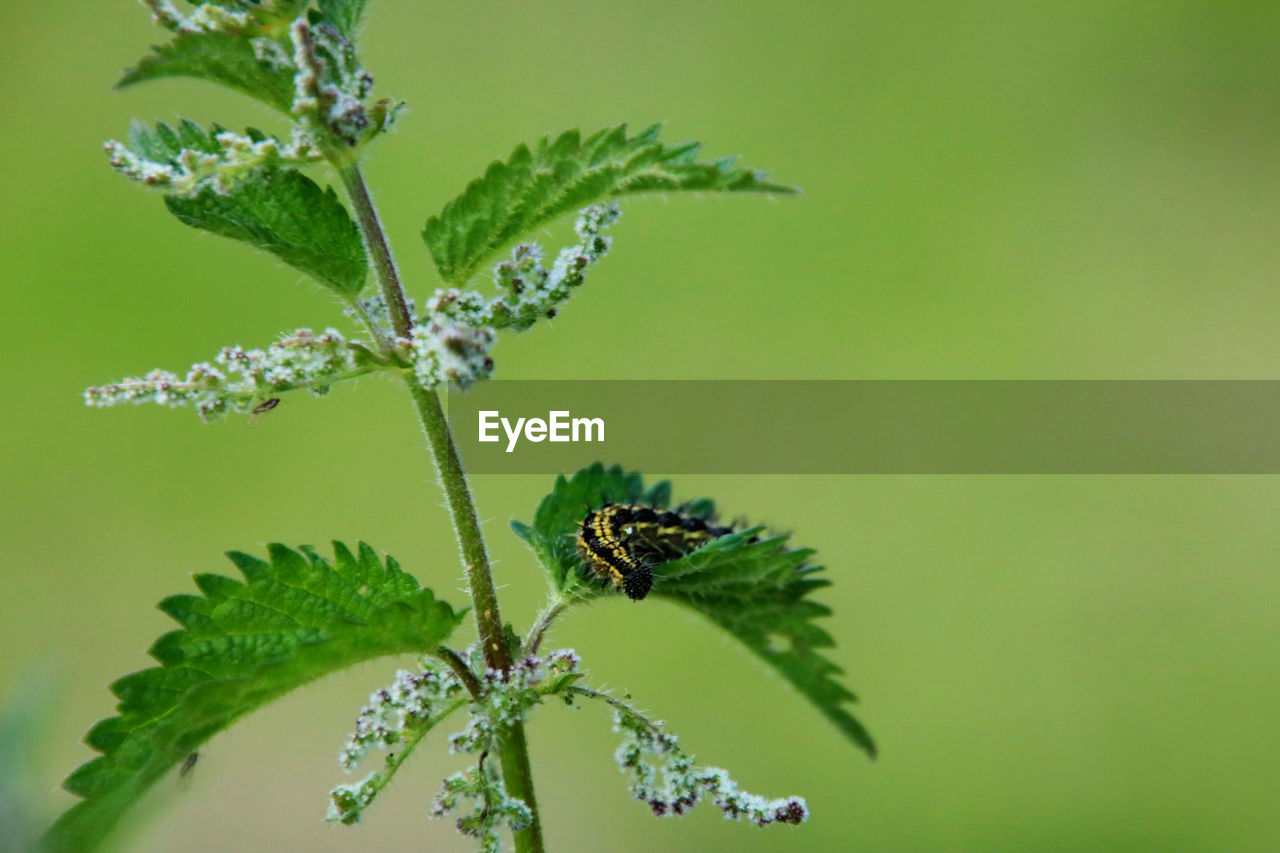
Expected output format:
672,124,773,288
317,0,373,39
118,31,295,114
423,124,798,285
128,117,224,163
166,168,369,297
512,463,875,758
43,543,466,853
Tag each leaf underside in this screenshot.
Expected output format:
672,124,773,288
44,543,465,853
117,31,295,114
511,463,875,758
422,123,799,286
165,166,369,297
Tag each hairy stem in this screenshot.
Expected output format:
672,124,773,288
366,696,469,801
434,646,485,701
407,382,512,671
567,687,665,735
337,164,414,339
524,597,569,657
497,723,543,849
335,161,544,853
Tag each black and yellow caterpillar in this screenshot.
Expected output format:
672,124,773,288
576,503,735,601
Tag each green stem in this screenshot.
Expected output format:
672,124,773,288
336,163,414,339
334,160,545,853
498,722,543,849
406,382,512,670
365,696,469,801
434,645,485,701
523,596,569,657
566,686,664,733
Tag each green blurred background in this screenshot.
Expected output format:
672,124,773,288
4,1,1280,850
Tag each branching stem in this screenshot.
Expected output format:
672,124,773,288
567,687,666,736
365,696,469,801
434,646,485,701
524,597,569,657
337,164,413,339
334,160,544,853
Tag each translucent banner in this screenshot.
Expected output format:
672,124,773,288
446,381,1280,474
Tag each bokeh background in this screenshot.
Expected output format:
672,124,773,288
3,2,1280,851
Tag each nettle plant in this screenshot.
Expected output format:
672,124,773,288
49,2,875,852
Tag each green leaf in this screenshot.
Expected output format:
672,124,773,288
318,0,372,39
118,31,295,114
423,124,798,285
512,463,875,758
44,543,466,853
127,117,225,163
165,168,369,297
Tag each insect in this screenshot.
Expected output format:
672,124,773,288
576,503,735,601
178,751,199,789
247,397,281,427
251,397,281,416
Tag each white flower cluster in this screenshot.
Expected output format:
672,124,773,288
328,650,580,845
142,0,252,34
396,204,620,390
327,661,466,825
84,328,369,421
327,772,380,826
429,650,580,852
345,291,497,391
405,321,496,391
104,125,321,197
338,665,464,771
430,762,532,853
431,203,622,332
448,648,582,755
289,17,401,147
136,2,400,151
612,708,808,827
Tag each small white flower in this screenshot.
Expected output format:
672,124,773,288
85,328,368,421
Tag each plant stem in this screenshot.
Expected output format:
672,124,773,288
434,646,485,701
406,382,512,670
335,161,544,853
364,696,470,801
524,597,569,657
497,722,543,849
567,687,666,736
337,163,414,340
335,160,512,673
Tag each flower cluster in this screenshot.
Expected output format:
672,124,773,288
431,203,622,332
428,650,581,852
448,648,583,755
136,2,400,152
327,772,380,826
430,760,532,853
290,17,402,147
338,665,464,771
405,321,496,391
612,707,808,827
392,203,621,390
84,328,372,421
105,123,322,197
142,0,255,34
342,293,496,391
328,649,582,843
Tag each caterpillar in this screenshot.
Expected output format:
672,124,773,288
576,503,735,601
